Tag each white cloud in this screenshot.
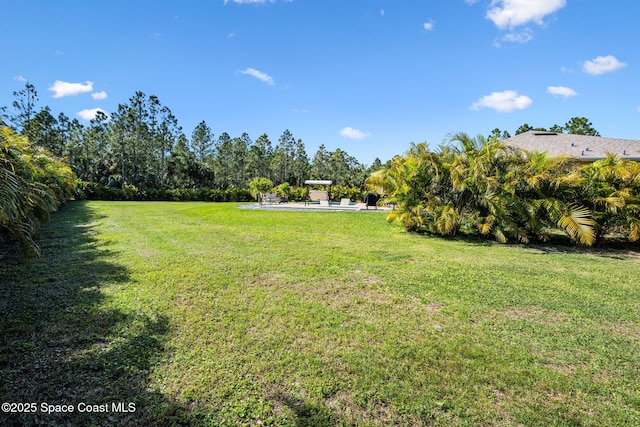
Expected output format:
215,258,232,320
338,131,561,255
339,127,371,140
582,55,626,75
77,108,108,121
48,80,93,98
423,21,435,31
471,90,532,113
486,0,566,29
547,85,577,98
224,0,292,4
91,91,108,100
14,75,27,82
494,30,533,47
239,68,275,85
500,30,533,44
380,9,385,16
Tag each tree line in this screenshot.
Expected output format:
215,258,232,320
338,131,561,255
369,132,639,246
1,82,380,193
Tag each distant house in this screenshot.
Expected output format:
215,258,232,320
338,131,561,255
502,131,640,162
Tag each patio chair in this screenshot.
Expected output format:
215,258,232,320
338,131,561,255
264,193,279,204
364,193,379,210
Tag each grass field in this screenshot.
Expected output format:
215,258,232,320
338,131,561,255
1,201,639,426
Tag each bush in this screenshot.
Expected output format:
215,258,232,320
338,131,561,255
229,188,253,202
76,181,119,200
74,183,253,203
376,136,640,246
74,182,367,204
289,186,307,202
330,185,365,202
1,126,77,263
274,182,292,199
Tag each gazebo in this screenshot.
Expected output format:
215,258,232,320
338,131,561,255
304,180,332,205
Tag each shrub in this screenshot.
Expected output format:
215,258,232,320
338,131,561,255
1,126,77,263
248,178,274,203
330,185,365,202
274,183,292,199
289,186,307,202
374,136,640,246
74,183,254,203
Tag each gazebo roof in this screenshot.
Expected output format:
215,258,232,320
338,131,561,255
304,180,332,185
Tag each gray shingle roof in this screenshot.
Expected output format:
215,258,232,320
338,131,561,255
502,131,640,161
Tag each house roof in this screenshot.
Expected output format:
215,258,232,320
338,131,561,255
502,131,640,161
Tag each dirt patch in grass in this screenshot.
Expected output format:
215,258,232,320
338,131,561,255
247,270,443,323
484,306,570,327
546,363,578,375
600,321,640,341
491,306,639,351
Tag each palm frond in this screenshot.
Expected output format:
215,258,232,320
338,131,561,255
477,214,495,235
593,195,625,214
435,204,460,236
493,227,507,244
627,216,640,242
556,203,596,246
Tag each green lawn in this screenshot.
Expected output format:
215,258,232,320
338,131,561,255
1,201,638,426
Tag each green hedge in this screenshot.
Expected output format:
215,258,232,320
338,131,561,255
329,185,366,202
75,181,369,203
75,182,253,202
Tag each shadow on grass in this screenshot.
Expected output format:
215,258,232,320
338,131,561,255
0,201,202,426
271,392,352,427
414,228,640,260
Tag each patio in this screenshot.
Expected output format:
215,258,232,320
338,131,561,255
239,202,392,212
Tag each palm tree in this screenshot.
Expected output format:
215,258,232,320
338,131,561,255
579,155,640,243
503,149,597,245
248,177,273,204
445,133,531,242
367,144,441,232
1,125,76,263
372,132,599,246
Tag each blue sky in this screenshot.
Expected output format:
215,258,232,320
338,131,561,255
2,0,637,165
